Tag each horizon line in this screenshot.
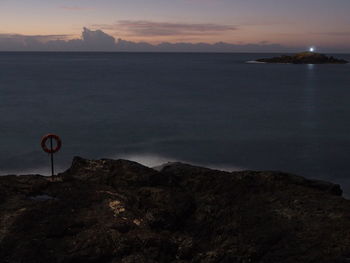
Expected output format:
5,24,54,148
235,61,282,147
0,51,349,54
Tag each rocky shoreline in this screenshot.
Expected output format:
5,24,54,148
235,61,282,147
1,157,350,262
256,52,349,64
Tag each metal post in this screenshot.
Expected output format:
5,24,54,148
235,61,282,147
50,137,54,176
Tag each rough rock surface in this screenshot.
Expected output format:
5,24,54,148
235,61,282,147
256,52,348,64
1,157,350,263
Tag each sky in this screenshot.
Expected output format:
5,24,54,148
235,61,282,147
0,0,350,52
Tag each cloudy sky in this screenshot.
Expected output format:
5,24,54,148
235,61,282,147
1,0,350,52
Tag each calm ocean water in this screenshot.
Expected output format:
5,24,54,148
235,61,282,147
1,52,350,194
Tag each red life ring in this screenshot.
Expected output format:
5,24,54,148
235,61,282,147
41,134,62,154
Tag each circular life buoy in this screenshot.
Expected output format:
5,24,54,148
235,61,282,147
41,134,62,154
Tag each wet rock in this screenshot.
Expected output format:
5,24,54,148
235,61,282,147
1,157,350,262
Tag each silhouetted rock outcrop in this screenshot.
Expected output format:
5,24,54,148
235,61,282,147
256,52,348,64
1,157,350,262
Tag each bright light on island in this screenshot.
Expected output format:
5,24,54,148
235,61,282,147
309,47,315,52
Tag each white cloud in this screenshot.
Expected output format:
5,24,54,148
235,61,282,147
0,27,293,52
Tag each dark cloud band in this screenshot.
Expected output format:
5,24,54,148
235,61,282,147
93,20,237,37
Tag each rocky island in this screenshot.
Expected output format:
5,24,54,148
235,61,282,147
256,52,349,64
1,157,350,263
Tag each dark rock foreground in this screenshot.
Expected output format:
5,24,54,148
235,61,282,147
1,157,350,263
256,52,349,64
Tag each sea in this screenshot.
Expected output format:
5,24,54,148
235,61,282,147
1,52,350,195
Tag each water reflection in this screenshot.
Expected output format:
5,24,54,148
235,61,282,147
307,64,315,70
301,63,320,176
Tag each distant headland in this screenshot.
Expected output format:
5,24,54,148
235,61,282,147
256,51,349,64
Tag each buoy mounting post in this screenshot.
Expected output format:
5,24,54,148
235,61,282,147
41,134,62,177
